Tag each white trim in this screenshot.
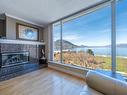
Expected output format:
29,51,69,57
0,39,45,45
60,21,63,63
5,13,44,27
48,25,53,61
48,61,88,79
48,61,89,70
111,0,116,73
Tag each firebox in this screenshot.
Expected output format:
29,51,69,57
0,51,29,68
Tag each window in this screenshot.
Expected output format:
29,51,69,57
116,0,127,76
53,5,111,71
53,22,61,62
52,0,127,78
62,6,111,70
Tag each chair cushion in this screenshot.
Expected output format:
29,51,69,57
86,70,127,95
80,85,104,95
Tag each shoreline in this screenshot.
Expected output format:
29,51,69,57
95,55,127,59
54,50,127,59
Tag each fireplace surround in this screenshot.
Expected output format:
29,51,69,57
0,39,47,81
0,51,29,67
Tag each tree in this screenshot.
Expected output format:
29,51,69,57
86,49,94,56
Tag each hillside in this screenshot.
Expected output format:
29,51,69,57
54,40,127,50
54,40,78,50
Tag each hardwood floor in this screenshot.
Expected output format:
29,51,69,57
0,68,88,95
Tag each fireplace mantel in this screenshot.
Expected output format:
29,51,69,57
0,39,45,45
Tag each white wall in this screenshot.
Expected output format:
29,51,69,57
43,24,53,60
6,16,44,41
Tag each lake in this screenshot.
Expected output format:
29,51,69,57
72,47,127,57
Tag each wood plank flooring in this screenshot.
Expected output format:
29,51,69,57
0,68,92,95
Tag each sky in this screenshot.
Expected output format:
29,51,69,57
53,0,127,46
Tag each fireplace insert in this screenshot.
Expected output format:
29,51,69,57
0,51,29,67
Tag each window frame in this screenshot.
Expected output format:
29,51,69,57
51,0,118,73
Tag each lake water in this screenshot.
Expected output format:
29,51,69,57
72,47,127,57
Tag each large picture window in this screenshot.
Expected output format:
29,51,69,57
62,6,111,70
52,0,127,78
53,5,111,71
53,22,61,62
116,0,127,76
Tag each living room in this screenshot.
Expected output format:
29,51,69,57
0,0,127,95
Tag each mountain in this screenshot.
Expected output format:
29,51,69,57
54,40,127,51
54,40,78,50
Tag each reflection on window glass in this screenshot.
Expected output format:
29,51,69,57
53,22,61,62
116,0,127,76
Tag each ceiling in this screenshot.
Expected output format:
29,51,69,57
0,0,103,27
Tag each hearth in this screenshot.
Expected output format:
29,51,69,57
0,51,29,67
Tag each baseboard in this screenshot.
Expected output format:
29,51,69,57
48,62,88,79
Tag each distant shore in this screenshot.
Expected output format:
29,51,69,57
95,55,127,59
54,50,127,59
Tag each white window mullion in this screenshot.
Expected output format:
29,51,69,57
111,0,116,73
60,21,63,63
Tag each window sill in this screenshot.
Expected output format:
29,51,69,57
48,61,89,79
48,61,127,81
